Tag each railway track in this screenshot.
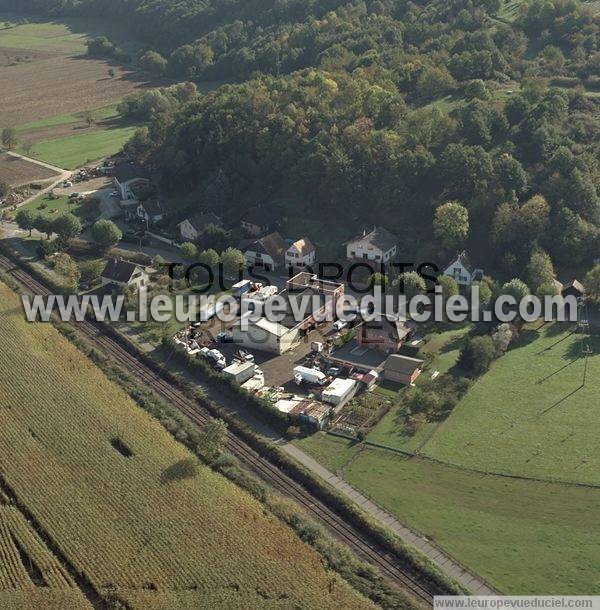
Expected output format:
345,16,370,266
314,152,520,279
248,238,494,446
0,253,445,606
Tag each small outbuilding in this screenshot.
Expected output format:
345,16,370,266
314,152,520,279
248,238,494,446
223,360,256,385
322,378,358,407
383,355,425,386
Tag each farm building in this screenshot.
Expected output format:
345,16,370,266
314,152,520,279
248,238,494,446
322,378,358,407
298,402,331,430
232,314,299,355
100,258,148,292
383,355,424,385
273,396,331,430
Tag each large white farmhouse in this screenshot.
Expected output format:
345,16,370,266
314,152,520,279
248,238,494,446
346,227,398,263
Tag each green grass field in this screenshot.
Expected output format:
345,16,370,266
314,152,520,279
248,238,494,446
296,433,600,594
22,124,137,169
0,14,141,56
422,324,600,485
13,192,99,221
297,322,600,593
16,105,120,134
0,283,373,609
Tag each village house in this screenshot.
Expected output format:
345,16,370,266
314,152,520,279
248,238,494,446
443,251,483,288
356,315,412,353
346,227,398,263
383,354,425,385
285,237,316,270
177,212,223,242
136,199,165,225
100,258,148,292
241,207,279,237
244,232,287,271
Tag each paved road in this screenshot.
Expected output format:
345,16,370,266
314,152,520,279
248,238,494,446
282,442,499,595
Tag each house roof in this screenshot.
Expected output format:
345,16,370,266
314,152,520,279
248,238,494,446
245,232,286,263
101,258,144,283
563,279,585,294
242,207,278,227
288,237,315,256
185,212,223,232
236,314,290,338
384,355,424,375
359,316,411,342
348,227,398,253
448,251,475,274
140,199,163,216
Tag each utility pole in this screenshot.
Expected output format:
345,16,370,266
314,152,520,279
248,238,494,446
579,299,592,387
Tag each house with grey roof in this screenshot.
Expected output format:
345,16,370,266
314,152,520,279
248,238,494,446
383,354,425,385
346,227,398,263
100,259,148,292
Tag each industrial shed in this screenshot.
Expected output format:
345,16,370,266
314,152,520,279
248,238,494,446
232,314,299,355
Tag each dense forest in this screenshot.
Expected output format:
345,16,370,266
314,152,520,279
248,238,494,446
4,0,600,278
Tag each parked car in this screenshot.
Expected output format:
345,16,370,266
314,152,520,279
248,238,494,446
63,180,73,188
217,332,234,344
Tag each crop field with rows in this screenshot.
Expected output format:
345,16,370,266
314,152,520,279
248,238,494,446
0,283,373,610
0,504,91,609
